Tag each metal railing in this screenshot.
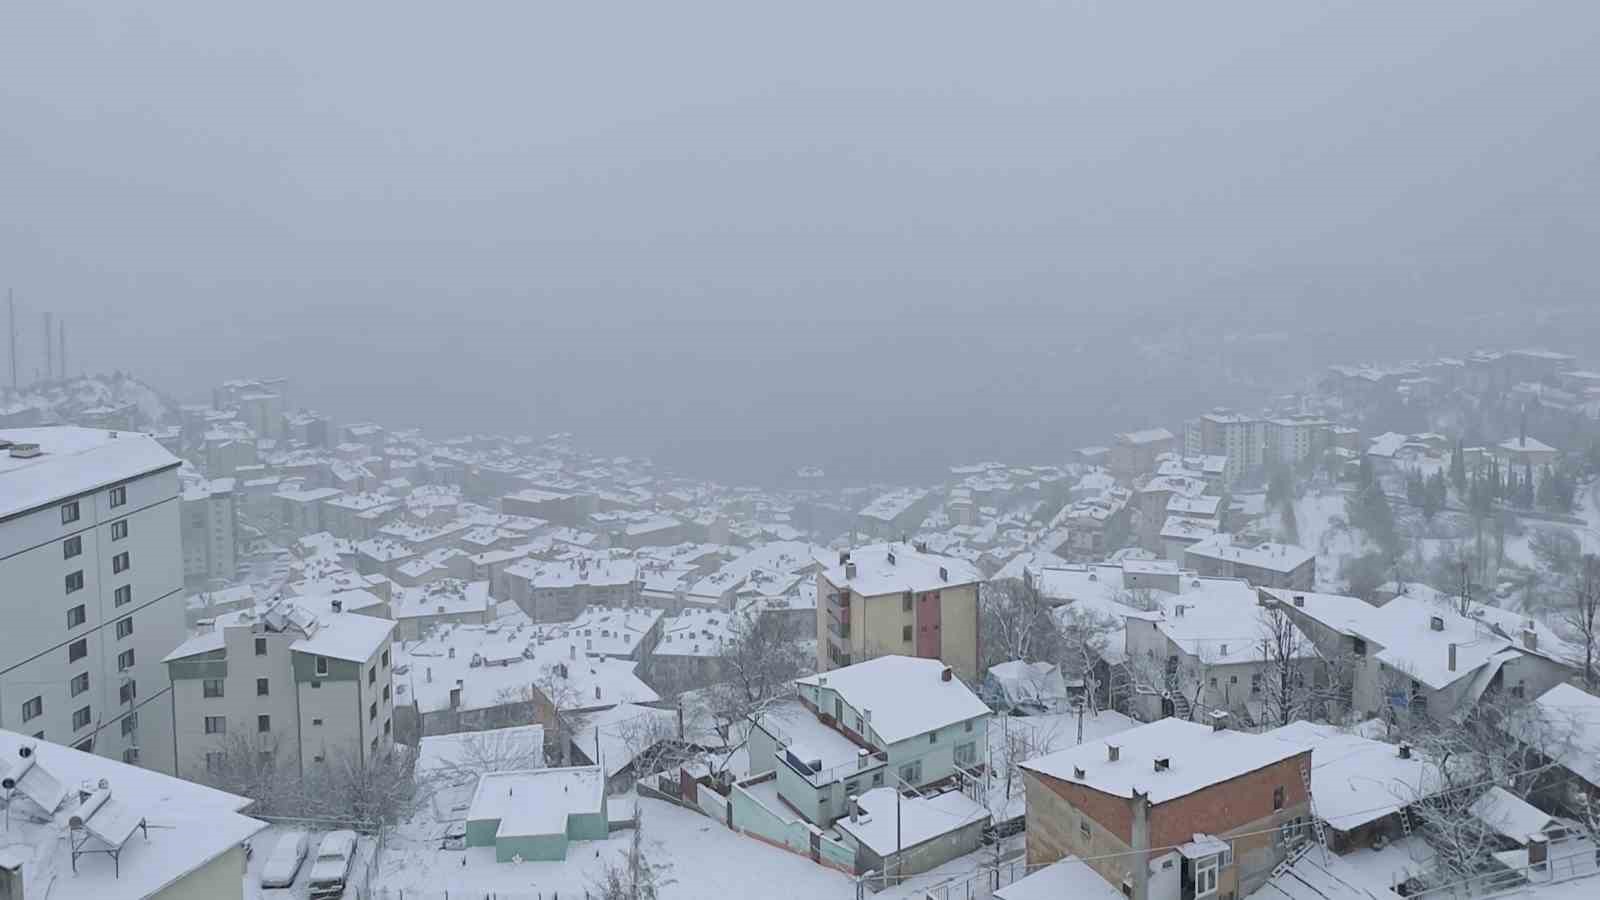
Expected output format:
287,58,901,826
778,747,888,788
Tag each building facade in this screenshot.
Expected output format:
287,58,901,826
816,543,985,681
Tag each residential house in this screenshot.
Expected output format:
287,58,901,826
817,543,985,680
1184,534,1315,592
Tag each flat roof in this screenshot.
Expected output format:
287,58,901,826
0,427,180,520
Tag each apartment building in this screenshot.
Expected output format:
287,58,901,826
1021,718,1313,900
1183,534,1315,592
181,476,238,588
1185,412,1264,486
817,543,985,680
165,598,396,782
503,554,641,622
1110,429,1178,480
0,427,186,775
746,655,991,827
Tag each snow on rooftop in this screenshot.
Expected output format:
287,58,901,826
836,787,987,856
575,703,680,777
995,856,1126,900
857,487,930,522
397,624,658,714
417,724,546,776
393,579,492,619
796,656,990,745
1020,718,1310,804
1185,533,1314,574
656,608,736,657
288,605,395,663
1468,786,1555,844
1500,683,1600,789
469,767,604,838
505,554,638,589
822,542,984,596
0,427,180,519
1262,721,1439,831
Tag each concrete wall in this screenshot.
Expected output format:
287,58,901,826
152,842,248,900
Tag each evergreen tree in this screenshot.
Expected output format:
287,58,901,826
1405,470,1424,508
1422,471,1447,522
1537,464,1557,509
1450,439,1468,493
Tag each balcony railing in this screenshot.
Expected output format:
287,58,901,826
777,746,888,788
827,620,851,642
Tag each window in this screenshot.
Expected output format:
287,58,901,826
1251,674,1262,696
955,742,977,766
61,501,80,524
67,605,86,629
310,680,321,689
72,706,91,730
254,637,267,656
1196,856,1219,897
65,571,84,594
109,485,127,508
1080,817,1092,841
929,730,939,745
69,639,87,662
384,718,392,736
902,593,913,612
871,772,883,786
121,713,138,736
205,752,224,772
203,679,224,698
63,535,82,559
1273,786,1285,811
256,678,270,697
122,748,140,764
382,649,390,668
110,519,128,541
1209,677,1218,688
117,649,135,671
902,625,913,642
112,552,129,574
257,715,271,733
369,702,378,721
369,664,376,685
1221,846,1232,867
115,617,133,639
964,720,974,733
73,739,93,752
22,697,43,722
899,761,922,785
119,680,137,704
114,585,132,607
204,716,226,734
1511,682,1526,699
383,684,391,703
71,672,89,697
315,656,329,676
1351,637,1367,658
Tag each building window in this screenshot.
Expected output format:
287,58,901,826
315,656,329,676
368,664,376,685
384,718,392,736
382,684,391,703
902,625,913,642
902,594,913,612
115,617,133,640
65,571,84,594
123,748,140,765
1273,786,1285,811
929,730,939,745
257,678,270,696
117,649,135,671
205,752,224,772
1251,674,1262,696
964,720,974,733
114,585,132,607
899,761,922,785
61,501,80,524
257,715,271,733
120,680,137,704
63,535,82,559
112,552,129,574
1351,637,1367,657
1196,856,1219,897
872,772,884,786
22,697,43,722
67,605,86,629
369,702,377,721
382,649,390,668
204,716,226,734
121,713,138,736
72,707,91,731
312,717,324,726
111,519,128,541
310,680,321,689
203,679,224,698
109,485,127,508
955,742,977,766
254,637,268,656
69,639,87,662
71,673,89,697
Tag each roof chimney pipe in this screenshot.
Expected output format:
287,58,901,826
1107,744,1120,762
1448,642,1457,672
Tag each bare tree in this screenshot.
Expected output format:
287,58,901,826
599,707,689,788
304,745,423,831
1054,605,1118,715
1254,608,1354,727
440,726,547,778
1563,554,1600,689
198,731,301,819
589,809,673,900
979,577,1061,672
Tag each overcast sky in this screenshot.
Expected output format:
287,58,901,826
3,2,1598,480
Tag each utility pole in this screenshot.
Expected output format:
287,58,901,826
59,319,65,380
7,289,14,389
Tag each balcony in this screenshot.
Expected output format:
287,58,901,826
827,620,851,642
778,745,888,789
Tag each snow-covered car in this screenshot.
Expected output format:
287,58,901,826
307,830,358,898
260,830,310,888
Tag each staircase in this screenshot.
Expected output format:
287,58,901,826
1300,764,1329,863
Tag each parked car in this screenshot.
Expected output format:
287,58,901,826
259,830,310,888
307,830,358,898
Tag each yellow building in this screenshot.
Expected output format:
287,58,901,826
817,543,984,681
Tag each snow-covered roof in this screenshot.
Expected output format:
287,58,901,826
796,656,991,745
1154,579,1313,665
1500,683,1600,789
1497,436,1557,454
417,724,545,775
392,579,492,620
1184,534,1314,575
1467,786,1556,844
468,767,604,838
1160,515,1219,543
835,787,987,856
690,541,828,597
1020,718,1311,804
1262,722,1439,831
505,554,638,589
575,703,680,777
822,542,984,596
1117,428,1175,446
396,624,658,714
987,660,1068,706
0,427,180,520
289,608,395,663
857,488,930,523
996,857,1125,900
656,608,736,657
758,700,874,782
558,606,663,657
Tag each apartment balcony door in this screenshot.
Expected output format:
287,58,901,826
917,592,941,659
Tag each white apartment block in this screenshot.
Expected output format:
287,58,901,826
181,476,238,588
0,427,187,775
165,598,396,783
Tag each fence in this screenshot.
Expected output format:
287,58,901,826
360,891,571,899
918,851,1032,900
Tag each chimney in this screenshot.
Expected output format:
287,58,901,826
848,794,860,823
1209,710,1228,732
839,550,850,566
845,562,857,580
1430,616,1445,632
857,748,869,770
595,685,602,701
1174,604,1185,618
941,666,953,683
1522,627,1538,652
1107,744,1120,762
1073,766,1086,779
449,681,462,709
1153,757,1170,772
1527,833,1548,868
1448,643,1457,672
886,550,896,566
1293,594,1305,608
331,598,342,613
938,566,949,582
1398,743,1411,760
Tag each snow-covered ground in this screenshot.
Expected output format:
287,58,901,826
372,796,857,899
1292,491,1365,591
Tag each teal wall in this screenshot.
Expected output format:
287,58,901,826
495,832,569,862
465,818,499,848
291,652,360,683
168,658,228,681
567,808,609,841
